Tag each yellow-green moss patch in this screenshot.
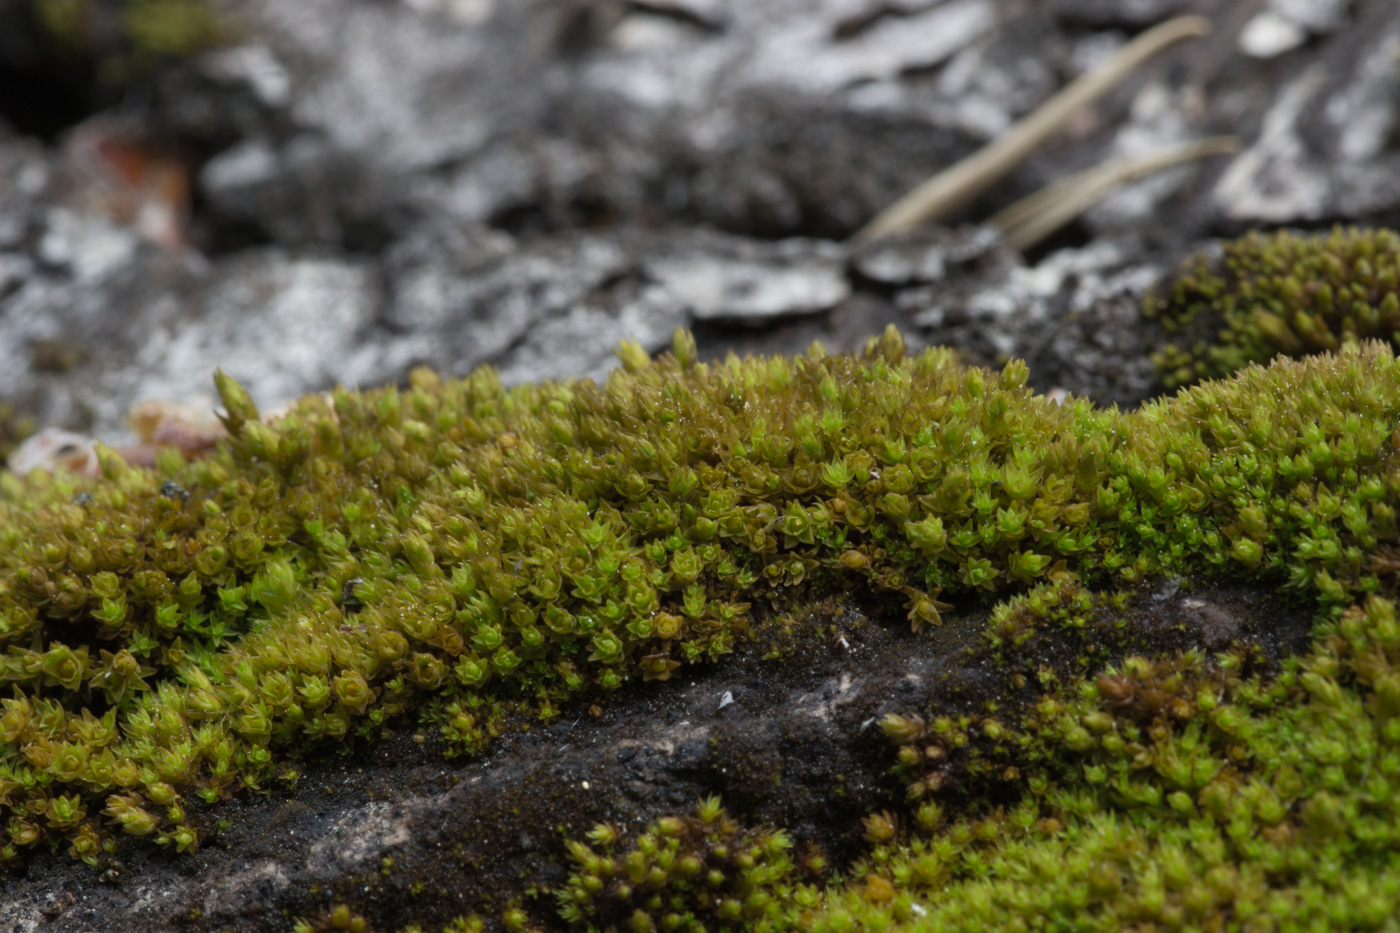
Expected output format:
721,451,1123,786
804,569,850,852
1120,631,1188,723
2,321,1400,888
1145,226,1400,387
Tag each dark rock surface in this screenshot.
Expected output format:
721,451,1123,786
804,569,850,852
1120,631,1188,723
1,585,1309,932
1,0,1398,927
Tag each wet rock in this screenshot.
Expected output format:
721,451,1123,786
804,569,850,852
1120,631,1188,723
0,601,898,932
0,580,1308,932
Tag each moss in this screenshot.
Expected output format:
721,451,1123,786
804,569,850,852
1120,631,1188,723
0,402,36,467
297,904,373,933
0,332,1391,832
9,251,1400,925
349,584,1399,932
28,0,226,90
1144,226,1400,387
555,797,809,933
816,589,1400,932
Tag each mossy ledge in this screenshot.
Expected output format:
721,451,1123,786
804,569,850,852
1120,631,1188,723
6,321,1400,927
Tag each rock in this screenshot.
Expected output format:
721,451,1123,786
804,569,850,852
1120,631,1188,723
6,428,100,478
3,1,1400,922
850,229,958,286
0,134,49,247
493,280,687,386
1238,11,1308,59
1044,0,1189,25
6,0,1396,438
124,251,380,409
0,218,377,435
1212,1,1400,225
647,233,851,323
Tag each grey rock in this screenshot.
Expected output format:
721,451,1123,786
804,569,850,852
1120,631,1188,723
1044,0,1188,24
1213,2,1400,225
494,279,688,387
375,226,856,385
744,0,998,92
199,134,390,248
1213,67,1334,223
0,135,49,246
648,234,851,322
850,229,961,285
0,223,376,437
378,228,634,379
199,43,294,109
37,209,141,281
0,253,30,300
1272,0,1350,33
9,0,1400,443
1239,11,1309,59
125,251,380,410
182,0,1043,244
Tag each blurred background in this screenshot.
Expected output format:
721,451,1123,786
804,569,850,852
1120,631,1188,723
0,0,1396,460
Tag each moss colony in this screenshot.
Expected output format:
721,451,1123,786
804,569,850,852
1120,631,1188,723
30,0,225,77
6,230,1400,929
1145,226,1400,388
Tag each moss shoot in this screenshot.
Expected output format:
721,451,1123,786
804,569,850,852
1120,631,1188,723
6,234,1400,928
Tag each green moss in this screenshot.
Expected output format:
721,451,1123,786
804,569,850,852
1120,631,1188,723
296,904,373,933
8,290,1400,924
371,585,1400,932
556,798,809,933
1144,226,1400,387
0,402,35,467
811,588,1400,932
29,0,225,87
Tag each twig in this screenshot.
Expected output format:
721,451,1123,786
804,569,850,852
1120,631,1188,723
990,136,1240,252
853,15,1211,241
